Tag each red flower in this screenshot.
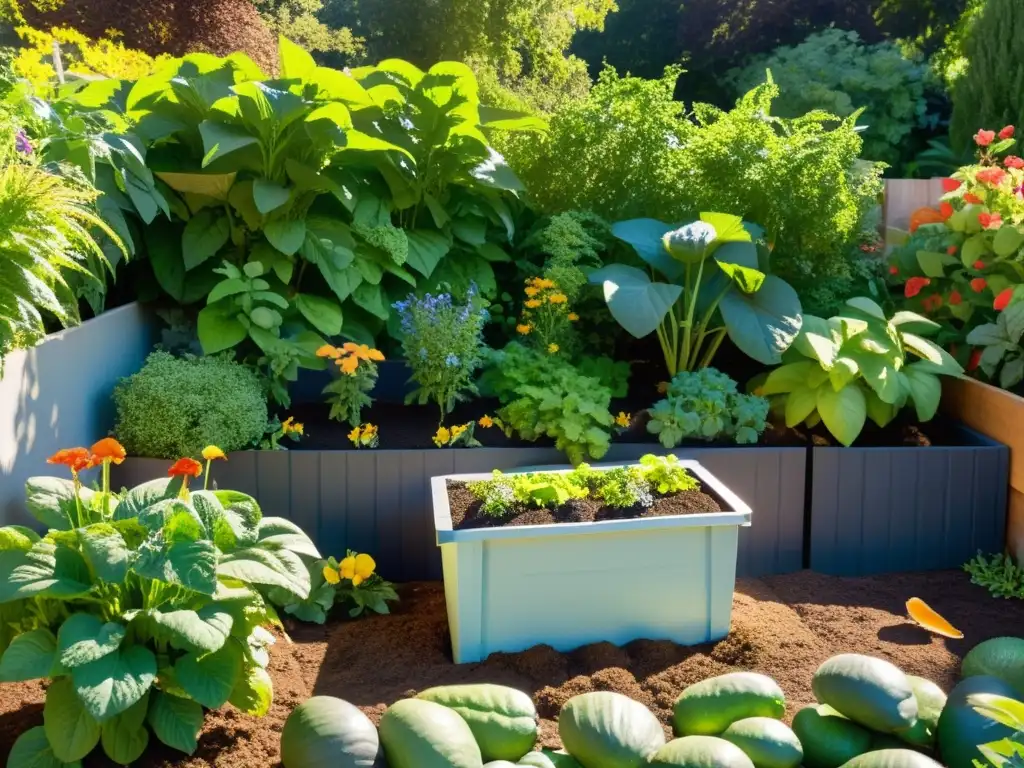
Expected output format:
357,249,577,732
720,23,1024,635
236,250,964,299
977,167,1008,186
940,202,954,219
904,276,931,298
1006,156,1024,169
949,290,962,306
168,458,203,478
969,348,982,371
964,193,984,205
1001,125,1016,139
941,178,962,192
947,245,958,255
47,447,95,473
971,277,987,293
979,212,1003,229
889,265,899,275
995,287,1015,311
922,294,944,312
90,438,126,465
974,260,986,269
976,129,997,147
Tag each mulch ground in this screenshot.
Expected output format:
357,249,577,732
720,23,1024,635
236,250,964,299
1,569,1018,767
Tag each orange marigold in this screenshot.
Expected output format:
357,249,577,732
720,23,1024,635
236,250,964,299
90,438,126,465
47,447,94,473
168,458,203,478
339,355,360,375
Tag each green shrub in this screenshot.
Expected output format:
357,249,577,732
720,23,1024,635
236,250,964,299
647,368,769,447
508,67,883,283
113,351,269,459
951,0,1024,152
726,28,929,165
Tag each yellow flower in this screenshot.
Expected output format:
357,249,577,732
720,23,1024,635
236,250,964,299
316,344,340,359
202,445,226,461
548,293,568,304
525,299,542,309
451,424,467,438
323,565,341,585
479,415,494,428
615,411,631,428
524,286,540,297
340,553,376,585
339,355,360,375
364,424,378,437
535,278,556,289
282,417,304,435
516,323,532,335
548,343,559,354
348,425,362,443
568,312,580,322
339,556,356,580
434,426,451,446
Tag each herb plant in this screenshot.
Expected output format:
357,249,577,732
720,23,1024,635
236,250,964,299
0,440,322,764
964,552,1024,599
394,286,488,421
592,212,802,376
592,467,654,509
647,367,769,447
480,342,614,464
760,297,964,446
316,342,385,427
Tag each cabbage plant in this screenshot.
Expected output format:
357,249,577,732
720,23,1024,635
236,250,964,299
0,444,319,764
591,212,803,376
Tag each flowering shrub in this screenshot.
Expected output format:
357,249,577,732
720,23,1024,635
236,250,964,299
393,287,488,421
0,439,321,763
317,343,385,427
432,422,481,448
515,276,577,355
647,368,769,447
266,551,397,623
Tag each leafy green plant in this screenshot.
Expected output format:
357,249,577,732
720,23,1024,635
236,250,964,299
0,442,320,764
638,454,698,494
964,552,1024,599
267,551,397,624
113,351,269,459
480,342,614,464
759,297,964,446
315,342,385,426
593,466,654,509
577,355,631,398
592,212,802,376
967,303,1024,389
648,367,769,447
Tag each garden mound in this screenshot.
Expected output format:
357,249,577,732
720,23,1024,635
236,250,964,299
0,570,1017,766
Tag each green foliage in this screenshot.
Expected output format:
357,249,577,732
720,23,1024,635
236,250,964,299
964,552,1024,599
577,356,630,398
592,466,654,509
0,465,323,763
966,693,1024,767
967,303,1024,390
113,351,269,460
480,342,614,465
594,212,802,375
509,68,882,285
266,551,397,623
254,0,364,59
647,368,769,447
638,454,699,495
760,297,964,446
727,29,929,166
951,0,1024,152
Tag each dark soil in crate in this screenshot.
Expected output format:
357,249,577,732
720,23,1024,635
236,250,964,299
447,480,722,529
0,570,1016,767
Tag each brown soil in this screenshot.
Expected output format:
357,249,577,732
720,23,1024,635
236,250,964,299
1,570,1018,767
448,481,722,529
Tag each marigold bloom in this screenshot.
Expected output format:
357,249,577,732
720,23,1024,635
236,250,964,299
949,290,962,306
939,202,954,219
90,438,126,465
568,313,579,322
977,168,1008,186
535,278,556,290
524,286,540,297
975,129,996,147
971,277,987,293
1001,125,1016,139
974,260,986,270
323,566,341,585
548,293,568,304
614,412,631,428
979,212,1003,230
202,445,226,461
1007,156,1024,170
339,355,360,375
47,447,93,473
525,299,542,309
282,416,304,435
516,323,532,335
478,415,494,428
316,344,341,359
941,178,961,192
548,343,559,354
904,277,931,298
995,287,1015,311
168,457,203,478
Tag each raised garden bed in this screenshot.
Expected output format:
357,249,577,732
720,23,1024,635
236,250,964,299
809,423,1008,576
431,458,750,663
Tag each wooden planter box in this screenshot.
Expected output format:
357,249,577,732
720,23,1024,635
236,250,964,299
113,444,806,583
431,460,750,663
0,303,157,528
944,378,1024,561
808,424,1008,576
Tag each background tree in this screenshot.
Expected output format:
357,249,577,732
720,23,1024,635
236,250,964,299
253,0,363,64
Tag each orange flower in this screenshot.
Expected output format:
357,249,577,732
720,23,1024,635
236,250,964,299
979,212,1003,230
168,458,202,478
995,287,1015,311
977,167,1008,186
90,438,126,465
963,193,984,205
47,447,94,473
939,202,954,220
568,313,579,322
342,343,384,362
338,355,360,375
949,290,962,306
941,178,961,192
316,345,341,359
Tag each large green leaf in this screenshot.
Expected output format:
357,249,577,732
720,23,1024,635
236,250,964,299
133,537,218,595
760,361,822,395
44,677,100,762
253,178,292,214
307,67,374,107
916,250,958,277
198,304,248,354
229,664,273,716
469,147,524,193
610,219,683,280
212,491,262,547
865,389,899,428
147,605,233,655
218,547,310,598
994,225,1024,258
901,332,965,376
25,477,89,531
715,258,765,294
589,264,681,339
294,294,343,336
278,35,316,79
889,310,941,335
0,541,91,603
174,641,243,708
0,628,59,682
816,384,867,447
719,275,802,365
200,121,259,167
156,171,236,200
114,477,185,523
57,614,126,668
902,364,943,421
77,524,130,584
405,229,450,277
785,386,820,427
7,725,74,768
147,691,204,755
73,644,156,722
352,282,389,319
265,218,307,256
100,692,150,765
182,209,230,270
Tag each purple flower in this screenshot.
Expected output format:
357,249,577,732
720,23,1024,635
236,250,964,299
14,131,32,155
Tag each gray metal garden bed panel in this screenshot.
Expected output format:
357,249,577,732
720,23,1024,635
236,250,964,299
113,444,806,582
809,425,1009,576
